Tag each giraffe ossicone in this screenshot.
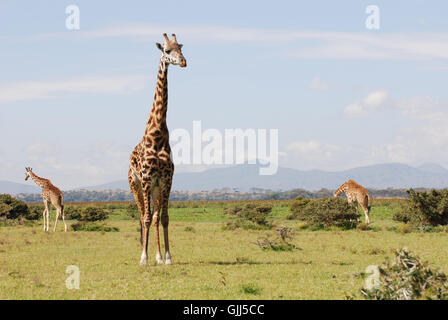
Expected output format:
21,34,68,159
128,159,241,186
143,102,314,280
128,33,187,266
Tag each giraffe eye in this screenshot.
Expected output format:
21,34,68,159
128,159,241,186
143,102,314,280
165,50,171,54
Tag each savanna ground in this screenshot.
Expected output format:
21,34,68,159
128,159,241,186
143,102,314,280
1,199,448,300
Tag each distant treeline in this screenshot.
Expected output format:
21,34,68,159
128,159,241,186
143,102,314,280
14,187,431,203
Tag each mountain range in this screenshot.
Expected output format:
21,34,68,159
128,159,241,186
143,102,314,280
2,162,448,195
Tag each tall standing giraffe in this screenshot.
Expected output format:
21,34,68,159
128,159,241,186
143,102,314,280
128,33,187,266
24,167,67,232
334,179,372,224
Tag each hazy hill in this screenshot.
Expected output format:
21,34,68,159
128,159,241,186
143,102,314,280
0,181,40,194
75,162,448,192
4,162,448,195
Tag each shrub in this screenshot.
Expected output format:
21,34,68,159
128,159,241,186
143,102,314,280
361,248,448,300
0,203,12,218
223,203,273,230
397,223,412,234
126,203,138,219
223,205,243,215
288,197,311,220
297,222,309,230
395,189,448,227
64,206,82,220
78,206,108,222
27,205,43,220
240,283,262,295
0,194,30,220
357,222,371,231
297,197,360,230
71,221,119,232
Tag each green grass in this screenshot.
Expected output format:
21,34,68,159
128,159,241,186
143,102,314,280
2,200,448,299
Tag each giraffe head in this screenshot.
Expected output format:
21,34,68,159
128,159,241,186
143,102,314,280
25,167,32,181
156,33,187,68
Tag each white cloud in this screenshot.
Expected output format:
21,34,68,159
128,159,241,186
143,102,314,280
309,76,332,90
0,74,150,104
25,24,448,61
344,90,389,117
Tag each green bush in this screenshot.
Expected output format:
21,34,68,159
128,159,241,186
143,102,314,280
27,205,43,220
0,194,30,220
126,203,138,219
297,197,360,230
223,203,273,230
78,206,108,222
71,221,119,232
0,203,12,218
287,197,311,220
64,205,82,220
361,248,448,300
395,189,448,227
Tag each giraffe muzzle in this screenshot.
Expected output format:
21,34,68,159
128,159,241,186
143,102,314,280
180,60,187,68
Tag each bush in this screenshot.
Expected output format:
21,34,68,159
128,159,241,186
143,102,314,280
223,205,243,215
0,194,30,220
71,221,119,232
223,203,273,230
64,206,82,220
361,248,448,300
126,203,138,219
27,205,43,220
297,197,360,230
0,203,12,218
288,197,311,220
395,189,448,227
78,206,108,222
397,223,412,234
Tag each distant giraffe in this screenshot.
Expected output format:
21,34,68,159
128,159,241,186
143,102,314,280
128,33,187,266
25,167,66,232
334,179,372,224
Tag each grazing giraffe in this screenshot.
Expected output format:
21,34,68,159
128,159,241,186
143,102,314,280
128,33,187,266
334,179,372,224
24,167,66,232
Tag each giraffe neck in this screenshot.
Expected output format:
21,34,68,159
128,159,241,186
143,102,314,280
335,183,348,196
146,60,169,133
30,172,47,189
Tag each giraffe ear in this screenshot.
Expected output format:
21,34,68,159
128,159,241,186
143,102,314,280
156,43,163,51
178,44,183,50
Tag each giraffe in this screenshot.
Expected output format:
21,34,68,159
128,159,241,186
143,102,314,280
334,179,372,224
128,33,186,266
24,167,67,232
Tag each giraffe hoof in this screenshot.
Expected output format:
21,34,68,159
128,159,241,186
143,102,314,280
139,257,148,266
156,259,164,265
165,259,172,265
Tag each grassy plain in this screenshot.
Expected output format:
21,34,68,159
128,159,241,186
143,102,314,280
1,199,448,299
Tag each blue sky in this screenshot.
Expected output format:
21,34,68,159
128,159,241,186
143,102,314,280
1,0,448,189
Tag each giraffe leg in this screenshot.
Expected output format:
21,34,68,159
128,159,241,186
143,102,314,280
161,204,171,265
61,205,67,232
152,188,163,264
46,207,50,232
42,200,48,232
129,170,145,245
140,187,152,266
53,206,60,232
362,205,370,224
